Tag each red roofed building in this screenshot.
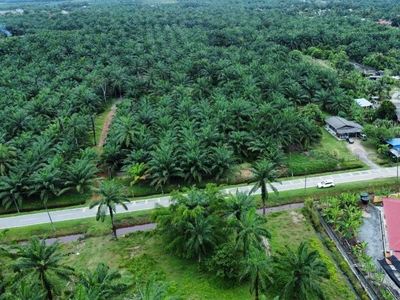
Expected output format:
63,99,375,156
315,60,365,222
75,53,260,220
383,198,400,258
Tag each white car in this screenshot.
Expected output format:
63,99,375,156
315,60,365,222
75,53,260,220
317,180,335,188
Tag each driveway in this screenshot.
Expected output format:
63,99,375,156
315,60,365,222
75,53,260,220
345,138,382,169
391,91,400,118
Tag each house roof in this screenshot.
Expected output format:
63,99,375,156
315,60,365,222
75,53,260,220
383,198,400,256
325,116,363,134
387,138,400,151
355,98,373,107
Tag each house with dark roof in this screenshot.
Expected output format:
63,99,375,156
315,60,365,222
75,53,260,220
325,116,364,138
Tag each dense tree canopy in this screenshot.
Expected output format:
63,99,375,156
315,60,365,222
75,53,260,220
1,0,400,209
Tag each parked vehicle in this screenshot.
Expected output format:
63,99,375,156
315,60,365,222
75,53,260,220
317,180,335,188
359,134,367,141
346,137,354,144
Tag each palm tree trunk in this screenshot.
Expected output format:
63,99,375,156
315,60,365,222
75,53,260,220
91,115,96,146
255,272,259,300
109,207,118,240
261,184,267,216
44,201,56,231
44,279,53,300
12,194,20,213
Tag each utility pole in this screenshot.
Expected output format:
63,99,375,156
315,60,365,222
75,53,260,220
304,168,307,194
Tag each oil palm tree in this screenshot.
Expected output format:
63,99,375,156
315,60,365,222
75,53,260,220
230,209,271,258
90,179,130,240
0,143,16,176
223,190,258,221
29,164,63,231
4,237,74,300
249,159,281,216
62,159,99,194
184,215,216,264
276,242,330,300
133,275,171,300
240,249,274,300
0,171,26,213
74,263,128,299
147,139,183,193
2,280,47,300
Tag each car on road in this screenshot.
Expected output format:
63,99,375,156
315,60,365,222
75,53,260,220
346,137,354,144
317,180,335,188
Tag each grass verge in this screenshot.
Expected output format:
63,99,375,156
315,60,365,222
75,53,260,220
1,210,151,243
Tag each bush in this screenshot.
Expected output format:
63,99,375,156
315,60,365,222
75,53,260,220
205,242,243,280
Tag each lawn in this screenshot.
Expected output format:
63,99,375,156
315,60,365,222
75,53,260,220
59,209,356,300
315,130,361,162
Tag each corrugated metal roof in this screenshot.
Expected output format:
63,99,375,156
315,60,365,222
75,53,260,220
355,98,373,107
325,116,363,134
383,198,400,253
387,138,400,150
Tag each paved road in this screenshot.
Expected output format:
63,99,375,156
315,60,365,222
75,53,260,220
1,167,398,229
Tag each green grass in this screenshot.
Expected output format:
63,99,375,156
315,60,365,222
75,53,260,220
56,209,355,300
315,130,361,162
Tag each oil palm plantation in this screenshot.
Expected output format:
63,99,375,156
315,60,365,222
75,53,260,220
276,242,330,300
90,179,130,240
4,236,74,300
249,159,281,216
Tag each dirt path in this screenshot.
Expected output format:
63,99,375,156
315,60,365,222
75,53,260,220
90,98,122,203
97,98,122,148
345,139,382,169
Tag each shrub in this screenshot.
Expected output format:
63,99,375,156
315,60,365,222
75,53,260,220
205,242,242,280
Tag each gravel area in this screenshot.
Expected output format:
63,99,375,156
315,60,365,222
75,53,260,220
358,205,384,268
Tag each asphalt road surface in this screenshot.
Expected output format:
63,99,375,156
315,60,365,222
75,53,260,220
0,167,397,229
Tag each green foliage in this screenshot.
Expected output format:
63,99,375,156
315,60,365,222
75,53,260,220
74,263,130,299
376,100,397,121
151,185,226,264
90,179,130,240
319,193,363,239
249,159,281,215
123,163,148,186
286,152,339,176
274,242,329,300
2,236,74,300
205,242,242,280
299,103,324,123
